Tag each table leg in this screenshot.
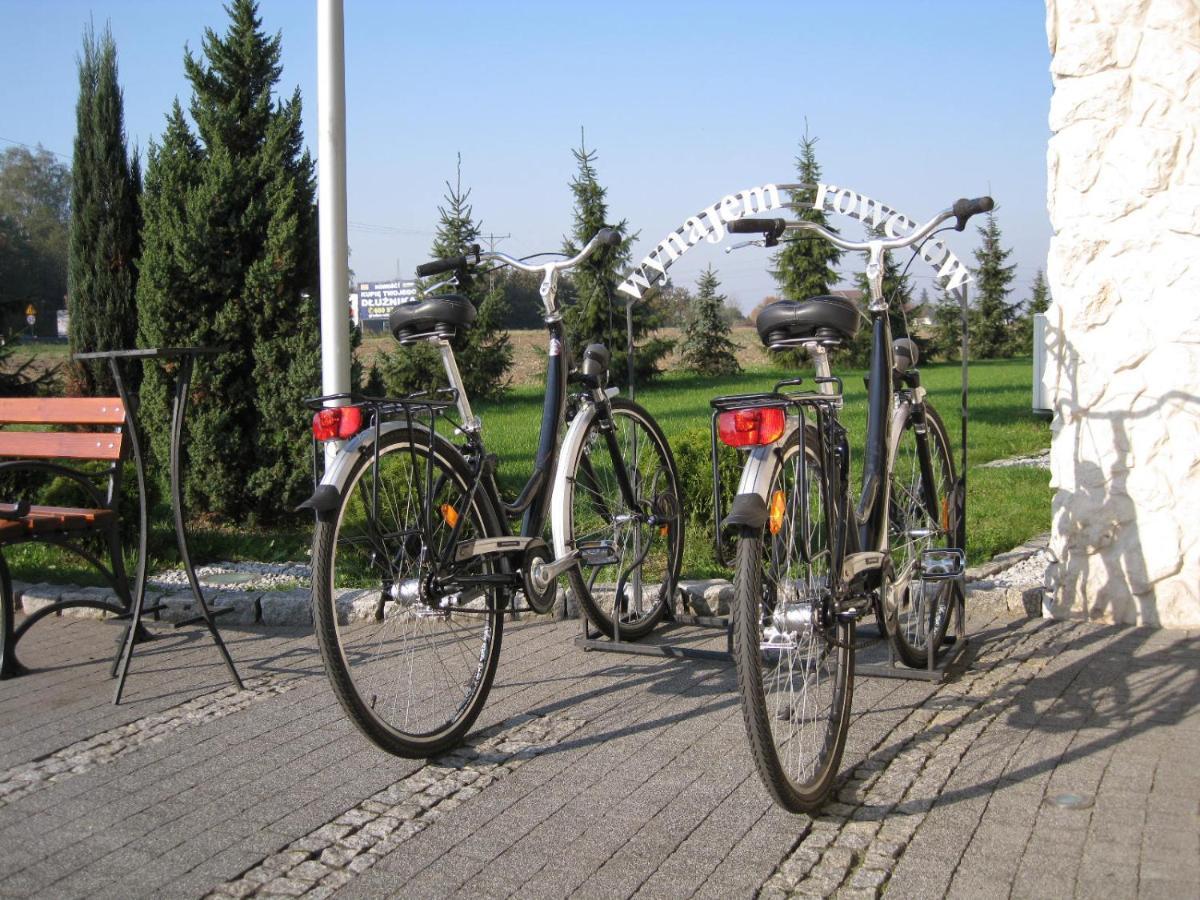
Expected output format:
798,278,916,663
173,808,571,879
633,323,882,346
170,355,243,691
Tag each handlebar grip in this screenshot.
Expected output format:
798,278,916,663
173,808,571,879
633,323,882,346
596,228,621,247
415,255,467,277
952,196,994,231
728,217,787,235
414,244,480,277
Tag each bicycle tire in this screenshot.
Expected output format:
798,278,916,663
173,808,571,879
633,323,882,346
733,430,854,813
311,426,504,757
563,398,683,641
883,402,959,668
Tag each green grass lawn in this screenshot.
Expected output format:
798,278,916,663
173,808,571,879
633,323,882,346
474,356,1050,572
3,355,1049,585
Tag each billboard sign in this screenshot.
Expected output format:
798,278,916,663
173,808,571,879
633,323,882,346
357,280,417,323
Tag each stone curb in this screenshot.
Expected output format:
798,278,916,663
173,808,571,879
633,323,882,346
6,533,1053,630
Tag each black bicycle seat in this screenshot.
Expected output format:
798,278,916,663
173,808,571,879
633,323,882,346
389,295,477,341
755,295,860,347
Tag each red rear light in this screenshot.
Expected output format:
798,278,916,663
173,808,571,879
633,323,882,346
717,407,786,448
312,406,364,441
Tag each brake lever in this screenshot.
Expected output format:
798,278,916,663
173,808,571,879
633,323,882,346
724,239,765,253
422,277,457,295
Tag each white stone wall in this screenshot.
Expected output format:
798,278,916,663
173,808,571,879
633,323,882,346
1044,0,1200,626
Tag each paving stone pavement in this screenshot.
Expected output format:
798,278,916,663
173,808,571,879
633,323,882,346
0,598,1196,899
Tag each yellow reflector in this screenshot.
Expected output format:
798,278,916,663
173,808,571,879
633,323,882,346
769,489,786,535
440,503,459,528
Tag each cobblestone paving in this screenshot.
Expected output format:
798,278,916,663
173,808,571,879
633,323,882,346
0,675,292,810
0,602,1195,898
759,623,1065,898
206,712,585,899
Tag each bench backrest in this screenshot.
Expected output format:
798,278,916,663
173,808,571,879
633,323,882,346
0,397,128,461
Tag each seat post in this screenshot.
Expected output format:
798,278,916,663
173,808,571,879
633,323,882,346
806,343,835,394
438,339,480,433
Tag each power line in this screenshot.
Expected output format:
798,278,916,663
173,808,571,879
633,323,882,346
0,135,70,160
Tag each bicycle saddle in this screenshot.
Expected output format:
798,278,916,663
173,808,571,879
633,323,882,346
389,294,477,341
755,295,861,347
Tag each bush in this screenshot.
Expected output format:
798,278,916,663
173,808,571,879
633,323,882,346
671,426,744,570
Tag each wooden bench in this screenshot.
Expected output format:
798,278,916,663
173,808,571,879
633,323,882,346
0,396,139,679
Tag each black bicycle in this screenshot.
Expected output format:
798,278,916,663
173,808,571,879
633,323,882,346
302,229,683,757
713,196,992,811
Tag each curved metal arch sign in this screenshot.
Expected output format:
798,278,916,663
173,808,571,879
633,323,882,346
617,182,972,303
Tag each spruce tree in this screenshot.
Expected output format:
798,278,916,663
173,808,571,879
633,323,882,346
1013,269,1050,355
772,131,841,299
930,286,966,361
563,132,672,384
680,266,740,376
68,22,141,396
969,212,1018,359
768,131,842,368
381,155,512,401
137,0,319,522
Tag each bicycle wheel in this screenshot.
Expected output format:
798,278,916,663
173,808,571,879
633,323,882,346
312,426,504,757
883,402,959,668
563,398,683,641
733,430,854,813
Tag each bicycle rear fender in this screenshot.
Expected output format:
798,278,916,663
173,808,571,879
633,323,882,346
722,423,800,530
299,420,438,521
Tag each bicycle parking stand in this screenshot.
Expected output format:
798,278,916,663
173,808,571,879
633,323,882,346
856,583,970,683
574,591,734,664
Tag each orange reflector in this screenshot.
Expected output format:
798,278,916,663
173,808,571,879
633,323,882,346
769,489,786,534
941,497,950,532
440,503,459,528
716,406,786,448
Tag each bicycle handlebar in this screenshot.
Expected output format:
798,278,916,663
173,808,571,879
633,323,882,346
730,195,994,252
415,229,619,280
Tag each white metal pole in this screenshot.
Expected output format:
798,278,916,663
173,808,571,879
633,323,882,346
317,0,350,406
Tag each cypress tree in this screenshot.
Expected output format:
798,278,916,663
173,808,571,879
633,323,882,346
381,155,512,401
680,266,740,376
137,0,319,522
969,212,1018,359
68,22,141,396
563,132,672,384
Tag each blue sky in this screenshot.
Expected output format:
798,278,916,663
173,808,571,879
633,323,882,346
0,1,1052,311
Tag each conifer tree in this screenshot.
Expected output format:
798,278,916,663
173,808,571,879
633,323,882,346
681,266,740,376
772,131,841,300
563,132,672,383
137,0,319,522
381,155,512,401
68,22,141,396
969,212,1018,359
930,286,966,361
1013,268,1050,355
768,130,842,368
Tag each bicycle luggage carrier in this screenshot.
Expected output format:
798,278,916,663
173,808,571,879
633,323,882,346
708,378,844,568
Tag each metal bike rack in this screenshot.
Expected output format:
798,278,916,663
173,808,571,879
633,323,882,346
574,592,733,664
856,582,970,683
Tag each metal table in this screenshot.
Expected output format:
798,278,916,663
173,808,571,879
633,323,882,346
74,348,243,703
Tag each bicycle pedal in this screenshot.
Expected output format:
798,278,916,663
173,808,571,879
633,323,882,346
918,548,965,580
577,540,620,566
